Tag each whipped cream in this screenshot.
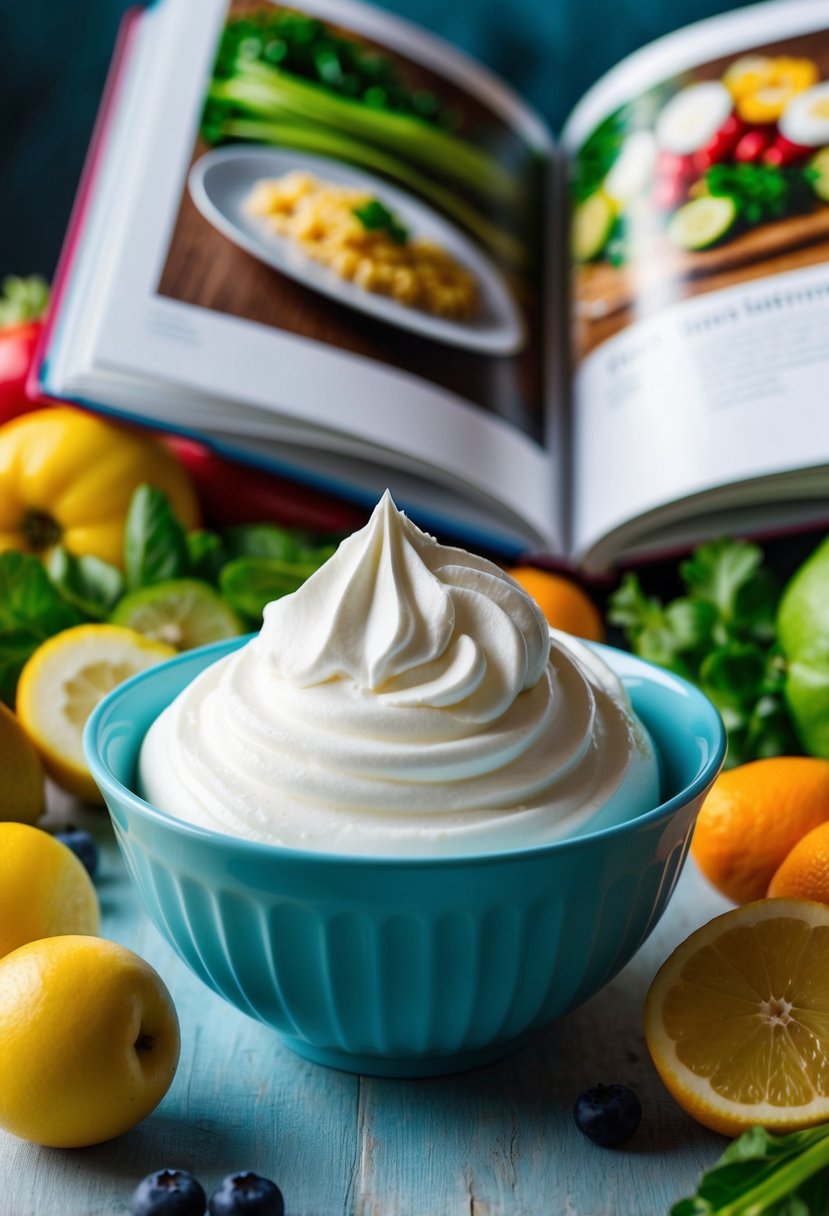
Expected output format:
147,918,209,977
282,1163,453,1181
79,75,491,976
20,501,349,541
139,493,659,855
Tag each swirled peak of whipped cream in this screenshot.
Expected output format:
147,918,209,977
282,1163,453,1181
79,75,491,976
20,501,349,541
139,492,659,855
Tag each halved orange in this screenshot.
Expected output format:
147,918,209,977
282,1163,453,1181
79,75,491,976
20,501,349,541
644,899,829,1135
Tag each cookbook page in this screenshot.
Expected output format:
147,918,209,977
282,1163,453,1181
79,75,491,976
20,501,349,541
77,0,561,548
562,0,829,564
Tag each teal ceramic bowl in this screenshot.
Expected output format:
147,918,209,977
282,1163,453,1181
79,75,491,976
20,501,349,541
85,637,725,1078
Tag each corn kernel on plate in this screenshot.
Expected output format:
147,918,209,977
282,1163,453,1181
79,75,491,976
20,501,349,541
188,146,525,354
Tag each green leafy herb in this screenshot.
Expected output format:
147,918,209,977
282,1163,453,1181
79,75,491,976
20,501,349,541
45,547,124,621
210,10,458,131
0,275,49,328
219,556,323,621
608,538,797,765
704,163,816,228
0,551,81,703
186,530,227,584
124,485,190,591
223,522,337,565
352,198,409,244
672,1123,829,1215
223,522,306,562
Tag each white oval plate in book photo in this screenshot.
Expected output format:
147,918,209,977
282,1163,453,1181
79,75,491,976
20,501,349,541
188,146,525,355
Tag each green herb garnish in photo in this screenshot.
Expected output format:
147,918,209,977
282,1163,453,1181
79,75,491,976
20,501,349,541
352,198,409,244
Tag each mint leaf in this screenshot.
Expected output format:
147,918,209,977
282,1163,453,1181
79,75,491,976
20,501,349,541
223,523,305,562
46,547,124,621
219,556,321,620
0,551,81,703
0,551,80,637
187,530,226,584
124,485,190,590
0,630,43,707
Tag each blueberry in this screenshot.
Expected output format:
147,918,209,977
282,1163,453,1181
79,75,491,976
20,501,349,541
131,1169,206,1216
208,1172,284,1216
54,827,98,878
573,1083,642,1147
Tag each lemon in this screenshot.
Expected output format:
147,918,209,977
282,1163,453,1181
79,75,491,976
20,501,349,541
644,899,829,1136
0,822,98,957
0,701,45,824
0,935,180,1147
16,624,175,803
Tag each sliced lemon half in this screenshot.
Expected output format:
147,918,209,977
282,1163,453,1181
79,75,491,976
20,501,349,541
16,624,175,804
644,898,829,1136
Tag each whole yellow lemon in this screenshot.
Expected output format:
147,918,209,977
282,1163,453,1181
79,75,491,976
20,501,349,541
0,822,99,957
0,935,180,1147
0,702,44,824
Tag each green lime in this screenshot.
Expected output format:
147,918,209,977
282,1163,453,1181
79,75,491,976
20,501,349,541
778,536,829,758
667,196,737,251
110,579,243,651
572,192,615,262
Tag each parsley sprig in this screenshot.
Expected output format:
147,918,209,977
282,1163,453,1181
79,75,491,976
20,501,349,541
608,538,799,766
352,198,410,244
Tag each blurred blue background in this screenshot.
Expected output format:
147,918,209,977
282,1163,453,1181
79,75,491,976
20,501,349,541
0,0,754,278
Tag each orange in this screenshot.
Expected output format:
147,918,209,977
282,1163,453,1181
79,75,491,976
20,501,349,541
769,821,829,903
691,757,829,904
506,566,604,642
644,898,829,1136
0,822,99,958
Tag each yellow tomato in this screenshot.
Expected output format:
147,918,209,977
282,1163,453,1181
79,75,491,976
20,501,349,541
0,408,199,567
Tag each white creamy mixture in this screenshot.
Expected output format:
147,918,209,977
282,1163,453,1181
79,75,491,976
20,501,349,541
139,492,660,855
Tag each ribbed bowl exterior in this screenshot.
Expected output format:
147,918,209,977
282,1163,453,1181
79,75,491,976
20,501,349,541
86,638,725,1076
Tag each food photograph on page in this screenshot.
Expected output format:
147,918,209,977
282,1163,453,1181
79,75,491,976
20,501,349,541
158,0,549,441
571,26,829,360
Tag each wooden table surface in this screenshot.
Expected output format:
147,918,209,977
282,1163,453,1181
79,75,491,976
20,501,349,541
2,794,734,1216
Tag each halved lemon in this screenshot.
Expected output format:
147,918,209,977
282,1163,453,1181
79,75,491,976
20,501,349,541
16,624,175,804
644,899,829,1136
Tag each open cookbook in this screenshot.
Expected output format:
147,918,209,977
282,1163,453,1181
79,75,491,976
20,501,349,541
38,0,829,569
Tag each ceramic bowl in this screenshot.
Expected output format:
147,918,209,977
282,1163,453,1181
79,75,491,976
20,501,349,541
84,637,725,1077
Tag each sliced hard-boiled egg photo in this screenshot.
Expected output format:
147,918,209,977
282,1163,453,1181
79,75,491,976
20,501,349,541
655,81,733,155
603,131,657,206
780,81,829,147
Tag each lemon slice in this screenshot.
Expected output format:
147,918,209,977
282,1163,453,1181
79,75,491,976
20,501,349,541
644,899,829,1135
16,624,175,804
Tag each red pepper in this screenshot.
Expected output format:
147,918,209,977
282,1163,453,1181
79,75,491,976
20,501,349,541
164,437,368,535
734,127,774,162
693,113,747,171
763,133,813,166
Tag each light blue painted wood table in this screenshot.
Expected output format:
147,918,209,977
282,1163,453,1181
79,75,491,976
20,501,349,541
1,791,734,1216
